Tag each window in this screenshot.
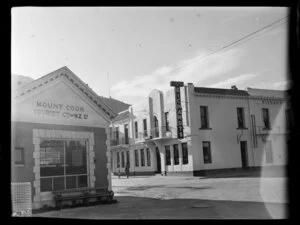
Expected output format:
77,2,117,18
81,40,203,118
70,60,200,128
265,141,273,164
154,116,159,137
182,143,188,164
165,112,170,132
135,150,139,167
140,149,145,167
117,152,120,168
173,144,179,165
121,152,125,168
203,141,212,164
115,127,119,144
262,108,270,129
126,151,130,167
237,107,246,128
135,121,138,139
40,139,88,192
165,145,171,165
15,147,24,165
143,119,147,137
200,106,209,128
124,124,129,144
146,148,151,166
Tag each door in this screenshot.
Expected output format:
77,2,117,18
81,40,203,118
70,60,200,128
240,141,248,168
156,147,161,173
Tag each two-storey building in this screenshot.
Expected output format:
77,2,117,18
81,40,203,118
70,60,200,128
110,82,289,176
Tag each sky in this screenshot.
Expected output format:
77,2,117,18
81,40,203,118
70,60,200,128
11,7,288,105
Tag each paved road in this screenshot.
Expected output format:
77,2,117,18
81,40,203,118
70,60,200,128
33,174,288,219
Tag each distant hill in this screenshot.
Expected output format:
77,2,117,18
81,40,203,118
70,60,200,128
11,74,34,90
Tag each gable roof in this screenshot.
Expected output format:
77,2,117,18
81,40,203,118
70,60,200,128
194,87,250,96
98,96,130,114
13,66,120,120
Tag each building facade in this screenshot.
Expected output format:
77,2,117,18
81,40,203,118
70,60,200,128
110,83,289,176
11,67,119,209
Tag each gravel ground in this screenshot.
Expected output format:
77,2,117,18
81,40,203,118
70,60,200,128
32,174,288,219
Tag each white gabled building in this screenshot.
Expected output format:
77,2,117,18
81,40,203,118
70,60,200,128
110,83,290,176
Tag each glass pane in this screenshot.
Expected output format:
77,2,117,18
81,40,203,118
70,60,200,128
66,176,77,189
40,140,65,177
78,175,87,188
66,140,87,175
40,177,52,192
53,176,65,191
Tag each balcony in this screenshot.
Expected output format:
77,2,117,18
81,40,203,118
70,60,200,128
255,125,284,136
135,126,174,142
111,137,129,146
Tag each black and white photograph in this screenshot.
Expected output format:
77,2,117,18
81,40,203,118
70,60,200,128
11,6,292,219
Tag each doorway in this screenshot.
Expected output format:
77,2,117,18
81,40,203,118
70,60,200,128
155,147,161,173
240,141,248,168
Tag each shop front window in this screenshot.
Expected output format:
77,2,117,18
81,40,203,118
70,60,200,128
40,139,88,192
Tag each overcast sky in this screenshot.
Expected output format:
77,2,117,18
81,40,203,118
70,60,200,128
11,7,288,104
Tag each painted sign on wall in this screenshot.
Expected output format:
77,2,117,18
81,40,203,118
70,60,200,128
170,81,184,139
33,101,88,120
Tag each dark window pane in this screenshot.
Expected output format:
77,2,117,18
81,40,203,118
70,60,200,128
78,175,88,188
165,145,171,165
173,144,179,165
121,152,125,167
40,140,65,177
262,108,270,129
237,108,245,128
135,150,139,167
146,148,151,166
117,152,120,168
53,176,65,191
40,177,52,192
200,106,209,128
141,149,145,167
66,176,77,189
66,140,87,175
203,142,212,164
126,151,130,167
182,143,188,164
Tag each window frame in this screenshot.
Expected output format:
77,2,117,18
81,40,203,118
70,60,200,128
165,145,171,166
237,107,246,129
14,147,25,166
262,108,271,130
134,149,139,167
200,106,209,129
173,144,179,165
146,148,151,166
140,149,145,167
143,119,147,137
117,152,120,168
134,121,138,139
181,143,188,165
203,141,212,164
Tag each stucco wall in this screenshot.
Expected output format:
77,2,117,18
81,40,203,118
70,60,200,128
11,122,108,203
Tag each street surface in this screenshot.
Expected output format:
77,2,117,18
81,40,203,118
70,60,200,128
33,173,288,219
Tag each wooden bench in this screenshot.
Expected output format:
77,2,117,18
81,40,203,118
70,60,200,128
53,187,114,209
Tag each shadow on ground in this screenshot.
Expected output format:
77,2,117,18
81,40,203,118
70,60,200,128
32,196,287,219
198,168,285,179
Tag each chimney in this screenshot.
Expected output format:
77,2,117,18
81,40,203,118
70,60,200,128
231,85,238,90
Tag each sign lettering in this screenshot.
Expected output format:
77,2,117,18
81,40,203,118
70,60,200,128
33,101,88,120
172,84,184,139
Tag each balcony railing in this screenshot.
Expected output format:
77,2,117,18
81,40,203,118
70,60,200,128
111,137,129,146
135,126,174,141
255,125,284,135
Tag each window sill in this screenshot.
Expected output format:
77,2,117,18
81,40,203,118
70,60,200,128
236,127,248,130
199,127,212,130
14,164,25,167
